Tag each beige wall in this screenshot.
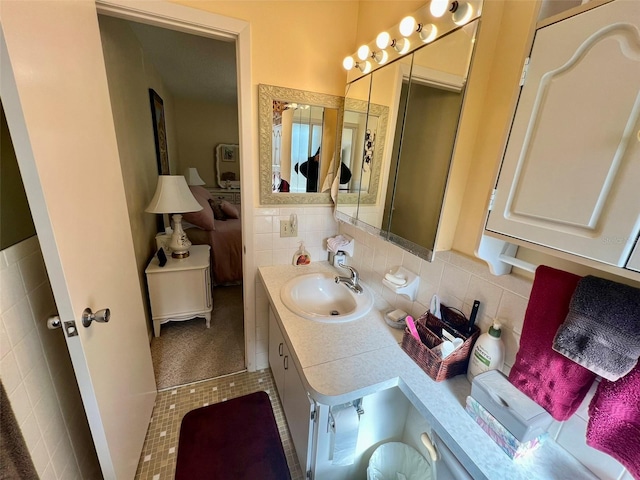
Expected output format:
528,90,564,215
99,15,183,337
353,1,424,47
175,0,359,204
177,1,358,96
174,98,240,186
1,103,36,250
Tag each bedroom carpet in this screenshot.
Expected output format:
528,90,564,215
150,285,245,389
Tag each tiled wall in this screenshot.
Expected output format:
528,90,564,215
0,236,101,479
337,222,631,480
253,206,339,369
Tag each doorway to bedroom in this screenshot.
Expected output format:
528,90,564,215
98,15,246,389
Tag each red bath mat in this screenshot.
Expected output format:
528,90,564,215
175,391,291,480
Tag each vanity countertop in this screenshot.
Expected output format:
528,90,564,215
259,262,597,480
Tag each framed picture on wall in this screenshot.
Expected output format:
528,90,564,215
149,88,170,175
222,144,238,162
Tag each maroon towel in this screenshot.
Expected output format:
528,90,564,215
587,362,640,478
508,266,596,421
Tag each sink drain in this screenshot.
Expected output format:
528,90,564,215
330,310,340,316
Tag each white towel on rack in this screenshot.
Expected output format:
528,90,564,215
327,235,349,252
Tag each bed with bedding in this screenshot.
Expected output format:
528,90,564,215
182,186,242,285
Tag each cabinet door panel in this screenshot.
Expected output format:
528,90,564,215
487,0,640,266
268,308,285,403
148,269,206,317
283,363,313,473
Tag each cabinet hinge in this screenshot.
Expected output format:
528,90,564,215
310,410,316,421
306,470,313,480
488,189,497,212
519,57,530,86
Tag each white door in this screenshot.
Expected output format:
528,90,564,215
0,1,157,479
486,0,640,267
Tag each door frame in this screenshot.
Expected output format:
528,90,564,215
96,0,257,371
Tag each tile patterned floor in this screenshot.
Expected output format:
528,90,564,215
134,369,304,480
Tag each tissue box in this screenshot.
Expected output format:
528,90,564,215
471,370,553,443
466,396,545,460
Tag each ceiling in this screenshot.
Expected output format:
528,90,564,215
127,20,237,104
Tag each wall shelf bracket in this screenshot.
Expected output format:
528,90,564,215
476,235,537,275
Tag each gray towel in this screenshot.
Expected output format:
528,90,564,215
1,381,39,479
552,275,640,381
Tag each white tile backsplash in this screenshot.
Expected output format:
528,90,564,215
338,221,630,480
0,237,100,479
496,290,529,334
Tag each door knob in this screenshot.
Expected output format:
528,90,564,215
82,308,111,328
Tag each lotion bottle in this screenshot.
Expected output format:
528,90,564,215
293,241,311,266
467,321,505,383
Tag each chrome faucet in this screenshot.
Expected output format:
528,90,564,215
335,263,363,294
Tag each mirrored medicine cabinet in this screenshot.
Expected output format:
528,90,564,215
336,19,480,261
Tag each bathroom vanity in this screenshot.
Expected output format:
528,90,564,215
259,262,597,480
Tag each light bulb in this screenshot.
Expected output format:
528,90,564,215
419,24,438,43
372,50,389,65
393,38,411,54
342,56,355,70
452,2,473,25
399,16,417,37
357,61,372,74
430,0,449,18
376,31,391,50
357,45,370,61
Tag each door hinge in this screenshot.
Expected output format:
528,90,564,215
306,469,313,480
310,410,316,421
488,189,497,212
519,57,530,86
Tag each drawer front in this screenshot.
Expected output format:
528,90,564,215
148,268,207,317
207,188,240,204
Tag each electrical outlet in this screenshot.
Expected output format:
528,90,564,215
280,220,297,237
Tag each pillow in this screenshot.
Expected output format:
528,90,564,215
209,199,228,221
220,200,240,219
189,185,212,202
181,187,215,231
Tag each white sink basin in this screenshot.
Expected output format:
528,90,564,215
280,272,373,323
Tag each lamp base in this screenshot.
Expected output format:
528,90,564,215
168,213,192,260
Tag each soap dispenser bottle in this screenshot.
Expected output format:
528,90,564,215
467,321,505,383
293,241,311,266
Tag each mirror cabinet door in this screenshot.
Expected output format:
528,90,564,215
337,74,371,220
387,22,478,259
356,54,412,231
338,19,480,261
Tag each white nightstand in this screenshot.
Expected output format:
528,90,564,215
145,244,212,337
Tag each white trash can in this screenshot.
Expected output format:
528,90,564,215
367,442,434,480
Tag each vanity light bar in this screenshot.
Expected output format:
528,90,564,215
342,0,482,75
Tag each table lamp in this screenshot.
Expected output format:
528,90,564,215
184,167,206,186
146,175,202,258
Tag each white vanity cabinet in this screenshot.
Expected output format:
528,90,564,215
268,308,315,475
486,0,640,273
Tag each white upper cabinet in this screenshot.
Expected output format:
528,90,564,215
486,0,640,271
